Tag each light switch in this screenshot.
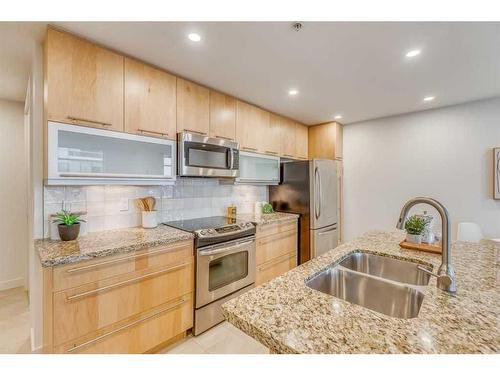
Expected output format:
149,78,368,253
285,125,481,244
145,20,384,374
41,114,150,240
119,198,129,211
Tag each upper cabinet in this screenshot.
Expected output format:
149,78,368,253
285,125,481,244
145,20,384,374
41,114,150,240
236,101,269,153
308,121,343,160
209,90,236,141
295,123,309,160
264,115,282,156
45,28,124,132
124,58,177,140
176,78,210,135
279,117,297,158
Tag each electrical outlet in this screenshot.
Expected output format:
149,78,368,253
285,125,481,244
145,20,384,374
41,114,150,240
119,198,129,211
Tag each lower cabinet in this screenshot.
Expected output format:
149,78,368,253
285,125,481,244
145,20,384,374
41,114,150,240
43,240,194,354
255,220,298,286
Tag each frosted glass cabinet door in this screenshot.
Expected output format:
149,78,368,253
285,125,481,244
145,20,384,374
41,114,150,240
237,151,280,185
47,121,176,185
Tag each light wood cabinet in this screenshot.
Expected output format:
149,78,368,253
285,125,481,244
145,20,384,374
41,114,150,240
176,78,210,135
43,240,194,353
265,114,284,156
280,117,297,158
209,90,236,140
124,58,177,139
45,28,124,132
255,220,298,286
295,122,309,160
236,101,270,153
308,121,343,160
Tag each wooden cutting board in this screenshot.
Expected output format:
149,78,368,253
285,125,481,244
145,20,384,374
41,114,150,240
399,240,442,254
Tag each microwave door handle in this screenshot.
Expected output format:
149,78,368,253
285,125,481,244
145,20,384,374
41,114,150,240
226,148,233,169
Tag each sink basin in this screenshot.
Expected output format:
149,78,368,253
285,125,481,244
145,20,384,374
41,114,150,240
338,252,431,286
306,266,425,319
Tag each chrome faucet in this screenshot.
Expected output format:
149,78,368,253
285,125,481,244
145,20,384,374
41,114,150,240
396,197,457,293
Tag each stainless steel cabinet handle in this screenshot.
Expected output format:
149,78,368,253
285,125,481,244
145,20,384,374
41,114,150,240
65,262,191,301
242,147,258,151
215,135,233,141
66,298,188,353
265,150,279,155
184,129,207,135
65,243,188,274
137,129,169,137
283,153,294,158
258,231,295,245
67,116,112,127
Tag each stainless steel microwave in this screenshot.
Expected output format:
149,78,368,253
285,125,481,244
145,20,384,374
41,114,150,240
177,132,239,178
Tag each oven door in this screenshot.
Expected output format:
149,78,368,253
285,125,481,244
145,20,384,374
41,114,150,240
196,237,256,308
178,132,239,177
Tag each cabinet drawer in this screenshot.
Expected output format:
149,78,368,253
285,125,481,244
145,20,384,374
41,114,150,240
55,293,193,353
53,260,194,346
256,220,297,239
256,252,297,286
256,229,297,265
53,240,193,291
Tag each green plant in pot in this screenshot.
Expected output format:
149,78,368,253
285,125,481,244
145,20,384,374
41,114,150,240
404,215,429,244
53,210,85,241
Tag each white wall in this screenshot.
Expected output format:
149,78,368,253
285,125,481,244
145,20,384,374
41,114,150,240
0,99,27,291
343,97,500,242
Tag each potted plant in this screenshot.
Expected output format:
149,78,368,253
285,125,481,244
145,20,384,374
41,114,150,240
53,210,86,241
404,215,428,244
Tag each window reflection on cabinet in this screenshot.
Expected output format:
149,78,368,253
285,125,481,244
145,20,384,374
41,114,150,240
124,58,176,140
209,90,236,141
176,78,210,135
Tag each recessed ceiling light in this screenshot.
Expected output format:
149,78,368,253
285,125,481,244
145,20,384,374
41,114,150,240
405,49,421,58
288,89,299,96
188,33,201,42
334,115,343,120
423,96,435,102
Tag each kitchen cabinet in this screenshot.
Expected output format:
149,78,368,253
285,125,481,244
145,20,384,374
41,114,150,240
43,240,194,353
176,78,210,135
209,90,236,141
236,151,280,185
295,122,309,160
255,220,298,286
45,28,124,132
308,121,343,160
265,114,284,156
124,58,177,140
279,117,297,158
236,101,270,153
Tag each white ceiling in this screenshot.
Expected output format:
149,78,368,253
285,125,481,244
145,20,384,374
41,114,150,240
2,22,500,124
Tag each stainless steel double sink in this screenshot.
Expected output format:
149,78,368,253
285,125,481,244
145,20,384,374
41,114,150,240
306,252,432,319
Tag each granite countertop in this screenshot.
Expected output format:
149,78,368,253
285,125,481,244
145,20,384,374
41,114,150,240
222,230,500,354
35,225,194,267
237,212,299,226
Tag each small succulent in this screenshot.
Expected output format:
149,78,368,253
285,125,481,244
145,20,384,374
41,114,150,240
262,203,274,214
404,215,429,235
53,210,85,226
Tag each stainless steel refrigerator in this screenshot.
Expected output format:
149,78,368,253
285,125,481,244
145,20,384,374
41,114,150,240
269,159,338,264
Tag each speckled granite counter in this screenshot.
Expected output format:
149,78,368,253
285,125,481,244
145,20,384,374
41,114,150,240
35,226,194,267
222,230,500,353
237,212,299,226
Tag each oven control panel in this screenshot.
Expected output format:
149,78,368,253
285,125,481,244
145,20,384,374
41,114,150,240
196,222,254,238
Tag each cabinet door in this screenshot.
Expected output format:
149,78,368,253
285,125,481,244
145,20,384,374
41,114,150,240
209,90,236,141
280,117,296,158
236,101,263,153
46,28,124,132
176,78,210,135
263,114,283,156
295,123,308,160
256,252,297,286
124,58,176,140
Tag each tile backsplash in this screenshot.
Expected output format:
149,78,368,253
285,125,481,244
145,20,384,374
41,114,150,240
43,179,268,238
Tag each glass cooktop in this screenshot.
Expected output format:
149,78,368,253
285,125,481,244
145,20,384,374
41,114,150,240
163,216,241,232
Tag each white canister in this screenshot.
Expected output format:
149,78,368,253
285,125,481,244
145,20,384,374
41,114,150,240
142,211,158,229
254,201,263,217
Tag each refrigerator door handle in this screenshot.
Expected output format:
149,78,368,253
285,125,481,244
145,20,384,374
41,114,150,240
315,166,321,220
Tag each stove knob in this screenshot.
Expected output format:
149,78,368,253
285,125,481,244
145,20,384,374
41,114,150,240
200,230,207,236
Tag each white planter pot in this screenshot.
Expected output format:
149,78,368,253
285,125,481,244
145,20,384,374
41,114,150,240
142,211,158,229
406,233,422,244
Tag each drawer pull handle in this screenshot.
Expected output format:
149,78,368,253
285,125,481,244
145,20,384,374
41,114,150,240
258,231,296,245
242,147,258,151
66,298,188,353
65,243,189,274
137,129,169,137
66,262,191,301
67,116,112,127
258,253,295,271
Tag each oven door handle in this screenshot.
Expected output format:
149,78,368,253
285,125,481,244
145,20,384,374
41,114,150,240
198,239,254,256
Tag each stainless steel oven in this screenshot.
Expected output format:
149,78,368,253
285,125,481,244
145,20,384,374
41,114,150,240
177,131,239,178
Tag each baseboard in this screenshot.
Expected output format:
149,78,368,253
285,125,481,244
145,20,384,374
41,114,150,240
0,277,24,291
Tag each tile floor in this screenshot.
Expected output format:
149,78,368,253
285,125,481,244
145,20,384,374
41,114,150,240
0,287,31,354
0,287,268,354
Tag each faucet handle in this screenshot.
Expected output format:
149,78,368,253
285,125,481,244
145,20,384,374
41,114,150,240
417,266,452,288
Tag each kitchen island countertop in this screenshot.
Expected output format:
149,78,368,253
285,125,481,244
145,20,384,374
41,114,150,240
222,230,499,353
